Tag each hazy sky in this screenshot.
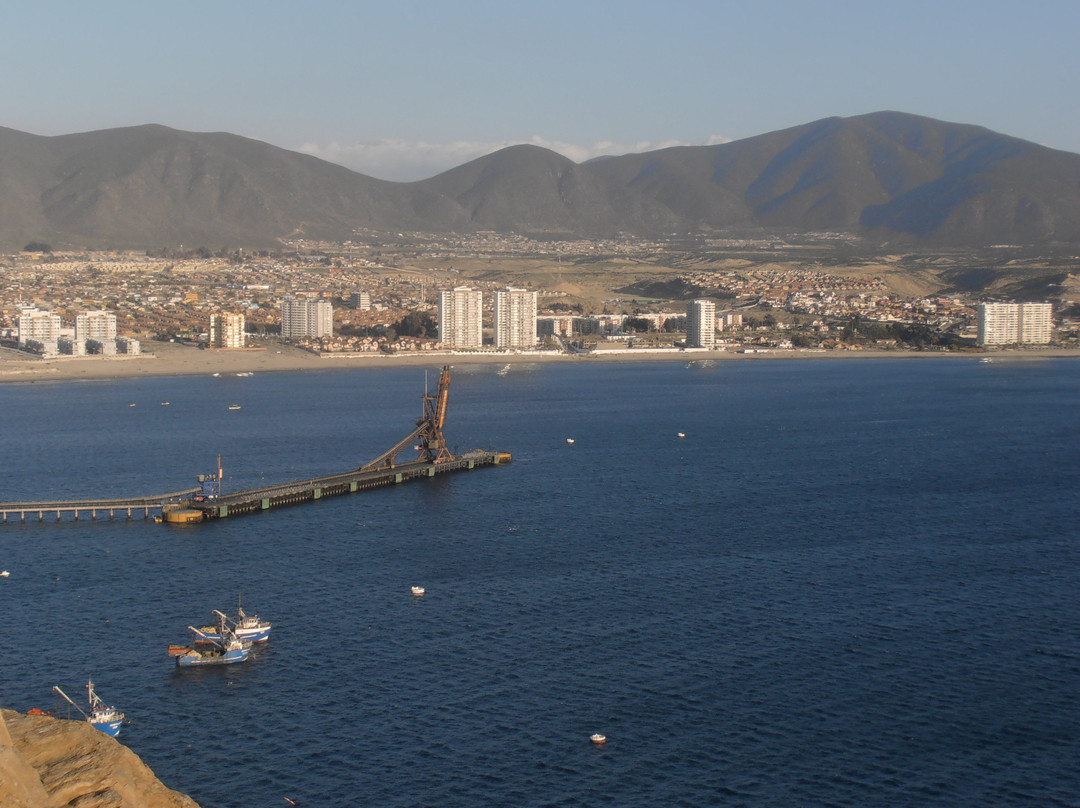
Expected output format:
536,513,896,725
3,0,1077,180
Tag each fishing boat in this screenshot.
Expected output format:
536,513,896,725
53,678,125,737
411,586,426,596
194,599,272,644
173,627,250,667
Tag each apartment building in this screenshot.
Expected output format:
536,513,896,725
17,307,62,356
281,297,333,339
74,310,117,342
493,288,537,349
686,299,716,348
977,302,1052,345
438,287,483,348
209,312,247,348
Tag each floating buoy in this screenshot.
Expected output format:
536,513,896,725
411,586,425,596
590,733,606,744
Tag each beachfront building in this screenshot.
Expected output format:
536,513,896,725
438,287,483,348
977,302,1053,345
1019,303,1053,344
718,311,743,331
75,310,117,343
494,288,537,349
281,296,333,339
209,312,246,348
686,299,716,348
17,307,61,356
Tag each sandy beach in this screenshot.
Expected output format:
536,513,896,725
1,340,1077,383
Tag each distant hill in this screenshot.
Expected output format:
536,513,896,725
2,112,1080,250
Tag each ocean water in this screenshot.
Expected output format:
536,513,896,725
0,358,1078,808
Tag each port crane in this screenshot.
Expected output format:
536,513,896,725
359,365,454,471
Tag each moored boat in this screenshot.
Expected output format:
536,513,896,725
174,627,250,667
194,599,272,644
53,678,125,737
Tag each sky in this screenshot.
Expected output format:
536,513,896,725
2,0,1078,181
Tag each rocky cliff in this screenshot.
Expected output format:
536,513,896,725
0,709,198,808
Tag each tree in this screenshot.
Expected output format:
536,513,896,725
396,311,436,338
22,241,51,253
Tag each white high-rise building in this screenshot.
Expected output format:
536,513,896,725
1019,303,1053,344
17,308,61,356
438,287,483,348
977,303,1019,345
210,312,246,348
74,310,117,342
281,297,333,339
686,299,716,348
977,302,1052,345
494,288,537,349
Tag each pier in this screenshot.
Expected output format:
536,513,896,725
0,366,510,525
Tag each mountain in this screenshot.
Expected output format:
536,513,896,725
2,112,1080,249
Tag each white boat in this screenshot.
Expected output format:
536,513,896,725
411,586,426,596
0,570,9,578
590,733,607,744
228,404,242,411
566,438,575,444
677,432,686,438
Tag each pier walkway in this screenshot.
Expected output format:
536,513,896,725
0,489,201,523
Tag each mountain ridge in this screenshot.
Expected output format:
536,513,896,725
2,112,1080,250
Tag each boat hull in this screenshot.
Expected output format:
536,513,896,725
91,718,123,737
175,646,250,666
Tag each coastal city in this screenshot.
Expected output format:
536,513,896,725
0,236,1075,369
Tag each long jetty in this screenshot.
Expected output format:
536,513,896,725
0,366,510,525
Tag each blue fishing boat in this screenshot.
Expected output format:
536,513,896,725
52,678,125,737
173,624,250,667
194,598,272,644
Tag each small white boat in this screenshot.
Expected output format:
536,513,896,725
228,405,242,411
566,438,575,444
590,733,607,744
0,570,9,578
411,586,425,596
161,401,170,406
677,432,685,438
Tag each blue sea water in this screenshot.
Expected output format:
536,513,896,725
1,358,1078,808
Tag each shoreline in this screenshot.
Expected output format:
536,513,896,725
1,341,1078,383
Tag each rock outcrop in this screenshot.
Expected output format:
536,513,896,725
0,709,199,808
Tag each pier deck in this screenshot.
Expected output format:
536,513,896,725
191,450,509,521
